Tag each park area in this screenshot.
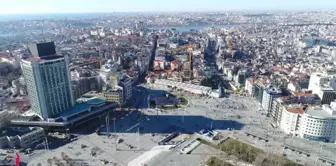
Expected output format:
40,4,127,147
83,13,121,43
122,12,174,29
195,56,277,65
199,138,300,166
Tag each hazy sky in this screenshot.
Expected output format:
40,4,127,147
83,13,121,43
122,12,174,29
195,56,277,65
1,0,336,14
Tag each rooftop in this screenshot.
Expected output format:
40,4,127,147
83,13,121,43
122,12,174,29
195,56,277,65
171,60,180,64
247,77,257,84
278,97,290,103
60,103,89,118
24,55,64,62
305,107,336,119
292,91,314,97
0,127,38,137
265,87,282,95
81,91,101,98
62,97,106,118
285,106,305,114
320,84,334,91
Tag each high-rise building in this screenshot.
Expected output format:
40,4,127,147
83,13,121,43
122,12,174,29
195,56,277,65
21,42,74,120
309,71,336,92
262,87,282,113
279,105,305,136
245,77,256,96
315,85,336,104
119,77,132,102
28,42,56,57
254,79,269,103
235,69,247,87
298,105,336,142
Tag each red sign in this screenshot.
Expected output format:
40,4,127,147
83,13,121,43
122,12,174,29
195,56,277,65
15,152,20,166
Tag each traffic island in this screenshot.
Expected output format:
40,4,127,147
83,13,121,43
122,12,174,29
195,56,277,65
178,97,189,106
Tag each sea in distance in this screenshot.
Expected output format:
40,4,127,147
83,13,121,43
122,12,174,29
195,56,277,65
149,24,237,32
0,13,110,22
0,13,238,36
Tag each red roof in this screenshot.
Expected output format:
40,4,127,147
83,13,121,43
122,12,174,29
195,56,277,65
258,78,269,86
286,107,305,114
155,60,164,63
292,91,314,97
153,66,161,71
247,77,257,84
25,56,42,62
171,60,179,65
272,66,289,73
0,53,11,59
279,97,290,103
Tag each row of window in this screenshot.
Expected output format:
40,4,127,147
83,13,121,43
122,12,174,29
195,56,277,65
306,119,336,124
304,131,332,136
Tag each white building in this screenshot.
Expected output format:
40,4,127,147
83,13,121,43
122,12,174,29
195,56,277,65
0,127,44,149
299,105,336,142
309,72,336,92
278,101,336,142
155,79,211,95
279,106,304,136
154,60,165,69
245,78,256,96
287,81,300,92
21,42,74,120
315,85,336,104
262,88,282,113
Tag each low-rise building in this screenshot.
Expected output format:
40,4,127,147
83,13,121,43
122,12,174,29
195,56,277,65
103,86,124,106
0,111,17,129
155,79,212,95
291,91,315,104
0,127,44,149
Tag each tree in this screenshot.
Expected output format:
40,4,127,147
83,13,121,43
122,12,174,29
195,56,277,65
47,159,53,166
61,152,66,160
53,156,61,166
200,78,213,88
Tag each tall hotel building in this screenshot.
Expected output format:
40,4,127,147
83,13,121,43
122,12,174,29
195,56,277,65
21,42,74,120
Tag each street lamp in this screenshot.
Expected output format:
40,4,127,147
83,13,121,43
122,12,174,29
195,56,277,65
106,114,110,136
207,105,211,117
314,142,324,165
211,121,214,130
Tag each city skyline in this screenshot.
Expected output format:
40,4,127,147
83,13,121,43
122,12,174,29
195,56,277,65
1,0,336,14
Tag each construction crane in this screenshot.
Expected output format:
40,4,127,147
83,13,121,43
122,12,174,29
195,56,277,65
226,38,231,49
174,43,193,80
3,154,11,159
187,43,193,80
